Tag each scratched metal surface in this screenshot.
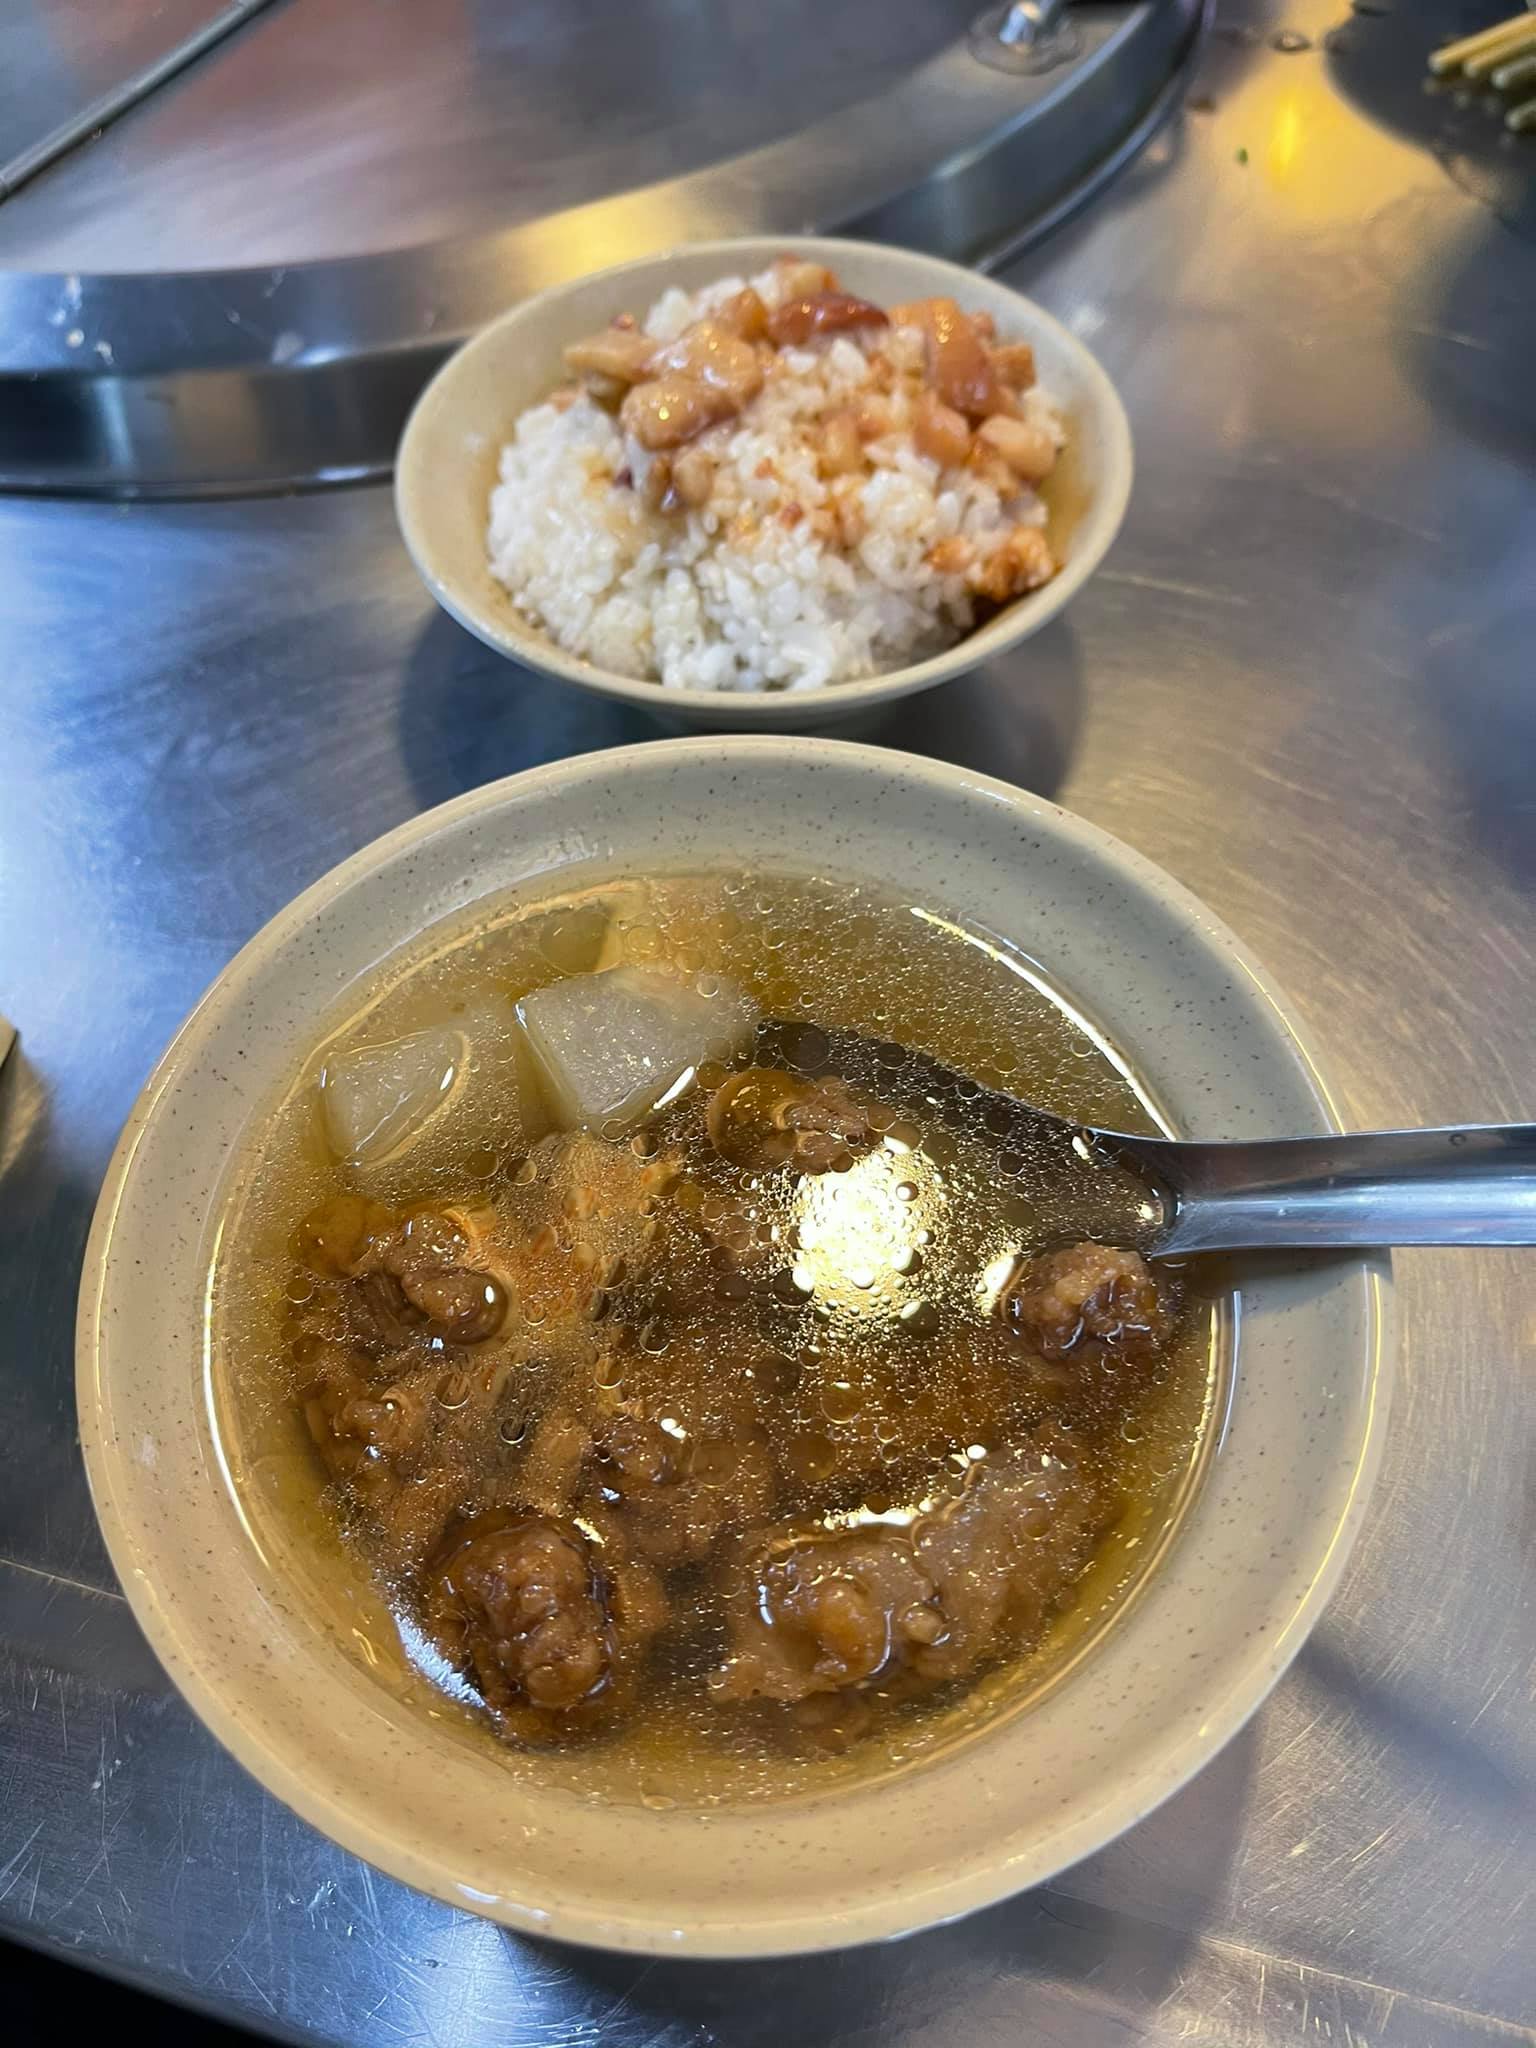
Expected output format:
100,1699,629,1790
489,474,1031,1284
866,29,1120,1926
0,0,230,171
0,0,975,271
1,0,1534,2041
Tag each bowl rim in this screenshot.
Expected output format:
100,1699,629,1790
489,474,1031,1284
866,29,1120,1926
77,736,1390,1955
393,233,1135,721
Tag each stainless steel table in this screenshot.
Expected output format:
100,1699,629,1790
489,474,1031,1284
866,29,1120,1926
1,0,1533,2041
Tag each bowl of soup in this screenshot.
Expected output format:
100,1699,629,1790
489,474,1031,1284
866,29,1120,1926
77,739,1386,1955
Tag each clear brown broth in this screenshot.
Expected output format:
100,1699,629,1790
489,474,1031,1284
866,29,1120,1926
211,868,1224,1805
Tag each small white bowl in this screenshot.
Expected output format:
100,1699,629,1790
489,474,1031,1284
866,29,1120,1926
77,739,1386,1957
394,237,1133,730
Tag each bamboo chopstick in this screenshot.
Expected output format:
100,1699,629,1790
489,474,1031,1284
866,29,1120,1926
1491,46,1536,85
1464,23,1536,75
1429,9,1536,75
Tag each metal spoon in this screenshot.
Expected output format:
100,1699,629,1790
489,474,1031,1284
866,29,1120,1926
1012,1106,1536,1256
1086,1120,1536,1255
766,1024,1536,1256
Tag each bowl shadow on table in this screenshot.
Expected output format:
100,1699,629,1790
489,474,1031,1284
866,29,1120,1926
1298,1623,1534,1821
1373,210,1536,895
397,612,658,813
1324,3,1536,460
1391,214,1536,478
1324,0,1536,241
862,621,1083,798
0,1048,116,1585
528,1723,1258,2044
396,611,1085,811
1406,573,1536,893
1309,3,1536,901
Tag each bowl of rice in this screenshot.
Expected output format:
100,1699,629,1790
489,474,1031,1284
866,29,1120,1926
395,238,1133,729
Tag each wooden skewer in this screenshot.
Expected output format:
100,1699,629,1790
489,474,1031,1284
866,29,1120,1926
1463,19,1536,75
1429,10,1536,74
1491,46,1536,84
1507,90,1536,125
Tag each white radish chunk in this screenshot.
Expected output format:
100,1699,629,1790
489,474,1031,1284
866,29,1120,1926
317,1000,554,1196
319,1027,467,1166
515,966,759,1134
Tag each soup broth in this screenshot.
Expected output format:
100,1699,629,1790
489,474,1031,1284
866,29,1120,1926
212,869,1222,1803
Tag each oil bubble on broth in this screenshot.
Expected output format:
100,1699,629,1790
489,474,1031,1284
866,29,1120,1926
212,870,1225,1805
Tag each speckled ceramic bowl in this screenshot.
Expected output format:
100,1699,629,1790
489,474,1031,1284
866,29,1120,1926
394,236,1133,730
78,740,1386,1956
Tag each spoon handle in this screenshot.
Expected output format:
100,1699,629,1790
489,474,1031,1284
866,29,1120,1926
1123,1124,1536,1254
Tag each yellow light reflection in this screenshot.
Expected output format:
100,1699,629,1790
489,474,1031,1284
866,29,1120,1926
1268,99,1303,183
516,185,708,294
793,1142,942,1313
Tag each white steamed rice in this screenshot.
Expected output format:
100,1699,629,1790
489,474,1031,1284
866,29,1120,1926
486,266,1064,695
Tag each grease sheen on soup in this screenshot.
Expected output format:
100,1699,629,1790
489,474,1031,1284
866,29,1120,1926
213,871,1221,1802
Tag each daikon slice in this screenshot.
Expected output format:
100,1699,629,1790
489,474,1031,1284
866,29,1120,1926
516,967,758,1134
318,1027,467,1165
